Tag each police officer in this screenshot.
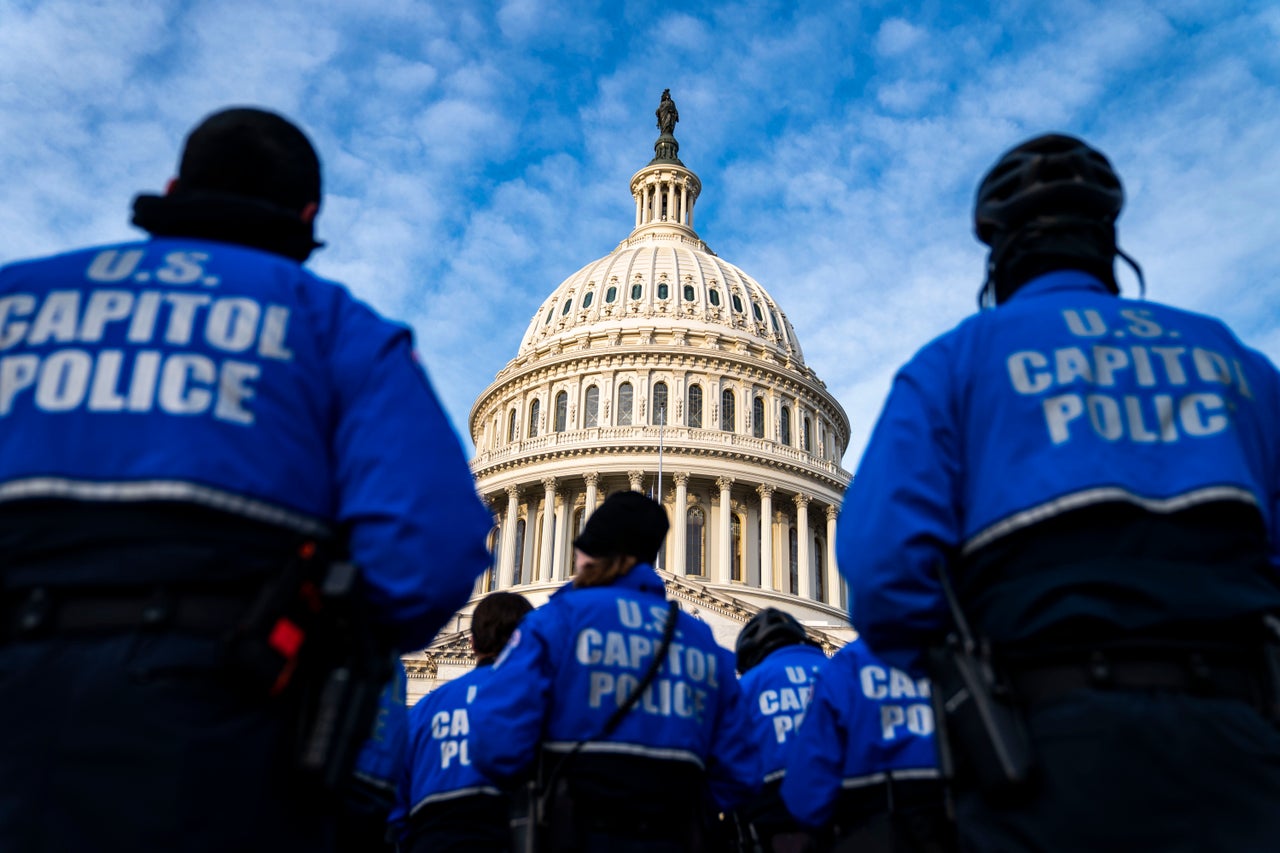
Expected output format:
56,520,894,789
468,490,759,852
400,591,533,853
836,133,1280,850
780,638,951,853
0,107,493,852
731,608,827,852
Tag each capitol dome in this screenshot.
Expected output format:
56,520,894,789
405,95,853,700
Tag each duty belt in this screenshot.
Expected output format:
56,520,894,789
3,585,251,639
1008,647,1264,709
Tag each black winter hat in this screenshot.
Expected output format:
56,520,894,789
177,107,321,211
573,491,669,564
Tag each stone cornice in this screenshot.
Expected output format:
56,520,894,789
472,437,851,495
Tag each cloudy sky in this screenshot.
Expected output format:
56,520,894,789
3,0,1278,467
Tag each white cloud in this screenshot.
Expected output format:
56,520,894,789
874,18,927,57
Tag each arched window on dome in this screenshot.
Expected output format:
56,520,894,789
513,518,527,585
657,282,669,300
752,396,765,439
583,290,594,309
683,284,695,302
731,513,744,582
618,383,634,426
788,526,799,595
528,399,541,438
803,416,813,452
708,289,721,307
752,302,764,322
507,408,517,443
687,384,703,429
686,506,705,576
561,298,573,316
768,307,782,334
584,386,599,428
731,293,744,313
606,285,617,303
720,389,735,432
630,282,643,300
780,406,792,446
544,308,553,326
652,382,669,425
554,391,568,432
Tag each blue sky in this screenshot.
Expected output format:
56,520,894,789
2,0,1278,465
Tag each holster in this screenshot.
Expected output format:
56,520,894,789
510,759,577,853
221,543,393,794
927,634,1034,797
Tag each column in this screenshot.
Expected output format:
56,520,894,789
539,477,556,583
680,183,689,225
794,493,811,600
635,194,642,229
628,470,645,492
583,472,599,517
716,477,734,584
757,484,775,591
552,495,568,582
673,473,689,575
500,486,519,588
666,181,675,221
826,505,840,606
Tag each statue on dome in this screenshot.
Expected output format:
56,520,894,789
656,89,679,136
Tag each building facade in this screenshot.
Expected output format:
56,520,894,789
404,96,854,701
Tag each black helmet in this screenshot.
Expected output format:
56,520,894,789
975,133,1123,245
736,608,809,674
974,134,1132,305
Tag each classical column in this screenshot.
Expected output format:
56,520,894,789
539,477,556,583
680,183,689,225
583,472,600,517
794,493,812,599
500,486,519,588
634,194,642,229
716,477,734,585
666,181,675,221
826,505,840,606
552,495,568,582
672,473,689,575
757,484,775,591
628,470,645,492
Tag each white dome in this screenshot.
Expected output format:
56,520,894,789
520,233,805,365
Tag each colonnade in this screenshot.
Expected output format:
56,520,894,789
484,471,845,609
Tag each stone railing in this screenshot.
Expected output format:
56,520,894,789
472,423,849,481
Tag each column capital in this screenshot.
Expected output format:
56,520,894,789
505,484,521,499
583,472,600,487
756,483,775,499
627,470,645,491
793,492,811,509
716,476,735,491
672,472,690,486
541,477,557,492
826,504,839,522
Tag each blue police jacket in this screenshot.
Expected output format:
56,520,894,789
402,661,504,819
737,643,828,785
837,271,1280,662
0,237,493,650
354,667,409,792
780,638,939,829
468,563,759,811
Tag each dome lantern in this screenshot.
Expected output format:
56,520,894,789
630,89,702,240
